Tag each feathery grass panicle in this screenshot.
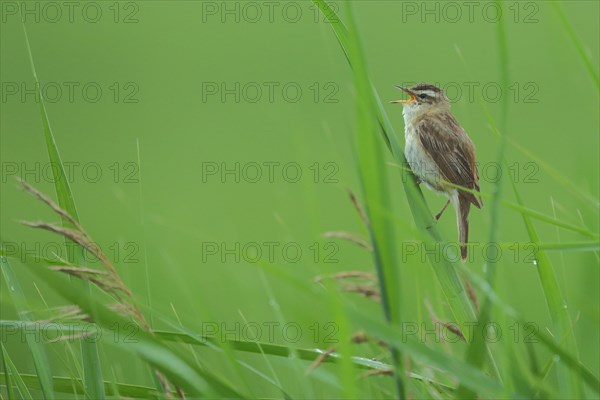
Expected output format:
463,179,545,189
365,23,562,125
322,231,373,250
18,181,183,399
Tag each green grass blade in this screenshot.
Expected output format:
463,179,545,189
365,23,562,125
459,4,510,395
1,344,34,400
0,320,476,393
0,373,173,399
155,330,390,371
455,38,594,397
512,183,583,397
256,270,313,399
343,3,405,396
498,200,598,239
14,261,245,398
344,305,514,399
0,247,71,268
259,255,600,397
0,257,54,399
1,347,16,400
0,320,389,372
20,23,105,400
312,0,349,59
451,259,600,395
532,325,600,394
506,137,599,209
550,1,600,88
21,26,78,224
155,328,450,391
530,241,600,251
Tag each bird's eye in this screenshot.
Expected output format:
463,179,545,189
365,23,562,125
418,93,427,99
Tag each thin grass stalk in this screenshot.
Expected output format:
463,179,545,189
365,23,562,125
454,21,586,396
1,344,34,400
0,256,55,399
458,3,511,396
511,184,583,398
17,262,240,397
20,22,105,400
550,1,599,88
18,181,181,397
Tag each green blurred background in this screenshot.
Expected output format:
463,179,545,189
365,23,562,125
1,1,598,398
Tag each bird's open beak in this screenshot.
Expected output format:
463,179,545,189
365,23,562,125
390,85,415,104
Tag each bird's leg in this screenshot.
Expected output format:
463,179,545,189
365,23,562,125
434,200,451,221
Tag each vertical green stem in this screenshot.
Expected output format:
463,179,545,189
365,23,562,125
21,23,105,400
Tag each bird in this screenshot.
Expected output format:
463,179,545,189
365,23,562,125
391,83,482,260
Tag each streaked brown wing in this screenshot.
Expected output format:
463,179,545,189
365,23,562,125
416,116,481,206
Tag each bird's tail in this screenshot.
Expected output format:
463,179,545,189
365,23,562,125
452,193,471,261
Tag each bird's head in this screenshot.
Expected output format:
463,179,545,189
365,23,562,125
391,83,450,116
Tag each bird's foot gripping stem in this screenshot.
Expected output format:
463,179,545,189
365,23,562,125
434,199,451,221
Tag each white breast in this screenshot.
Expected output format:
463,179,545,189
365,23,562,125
403,115,445,193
